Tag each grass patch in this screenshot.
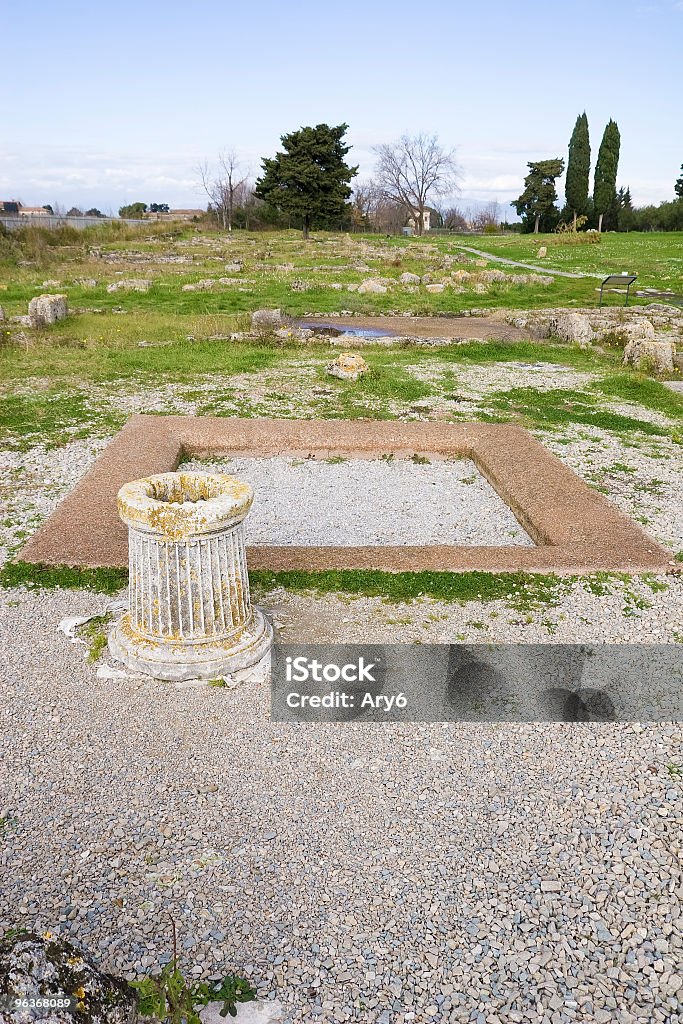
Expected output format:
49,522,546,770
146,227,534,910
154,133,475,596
315,359,434,419
3,562,662,622
430,339,617,370
0,337,285,385
250,568,572,609
0,390,125,448
452,230,683,291
0,560,128,594
487,386,670,436
4,560,568,608
2,561,569,609
594,374,683,420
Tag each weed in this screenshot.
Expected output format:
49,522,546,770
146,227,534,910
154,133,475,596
131,916,255,1023
77,614,111,663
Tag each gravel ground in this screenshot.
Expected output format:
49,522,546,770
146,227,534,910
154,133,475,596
0,589,682,1024
182,456,533,548
2,359,683,1022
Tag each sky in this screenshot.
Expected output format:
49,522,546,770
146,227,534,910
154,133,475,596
2,0,681,216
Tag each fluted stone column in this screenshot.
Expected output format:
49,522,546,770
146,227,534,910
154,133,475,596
109,472,272,680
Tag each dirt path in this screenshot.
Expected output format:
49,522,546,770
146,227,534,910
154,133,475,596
297,314,526,341
453,243,603,279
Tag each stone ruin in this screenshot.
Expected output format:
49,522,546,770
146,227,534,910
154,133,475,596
326,352,370,381
27,293,68,328
109,472,272,681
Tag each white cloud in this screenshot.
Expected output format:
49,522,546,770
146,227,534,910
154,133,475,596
0,141,676,212
0,148,207,208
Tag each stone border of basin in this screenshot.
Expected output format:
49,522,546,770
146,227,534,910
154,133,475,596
20,415,673,574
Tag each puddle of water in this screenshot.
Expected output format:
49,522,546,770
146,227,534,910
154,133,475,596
298,321,397,338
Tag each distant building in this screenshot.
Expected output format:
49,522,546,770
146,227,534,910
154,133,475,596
0,201,20,216
18,205,53,219
144,208,204,222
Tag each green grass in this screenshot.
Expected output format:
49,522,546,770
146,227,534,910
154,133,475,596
250,568,573,609
0,389,126,448
2,559,571,609
78,614,110,662
0,336,284,384
0,561,128,594
487,386,671,436
451,230,683,292
593,373,683,419
0,339,671,448
3,227,681,337
0,334,619,385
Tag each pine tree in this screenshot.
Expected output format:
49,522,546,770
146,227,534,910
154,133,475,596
254,124,357,238
675,164,683,201
565,113,591,229
593,120,620,232
512,158,564,233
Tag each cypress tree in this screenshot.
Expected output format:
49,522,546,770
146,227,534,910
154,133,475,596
593,119,621,232
675,164,683,201
565,113,591,229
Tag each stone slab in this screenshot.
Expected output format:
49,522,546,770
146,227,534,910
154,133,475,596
19,416,674,574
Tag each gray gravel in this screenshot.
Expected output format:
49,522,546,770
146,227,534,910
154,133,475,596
0,588,682,1024
183,456,533,547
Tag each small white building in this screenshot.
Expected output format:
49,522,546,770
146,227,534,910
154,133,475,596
407,208,431,233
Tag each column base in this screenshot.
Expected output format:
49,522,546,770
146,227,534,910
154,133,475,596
108,609,273,682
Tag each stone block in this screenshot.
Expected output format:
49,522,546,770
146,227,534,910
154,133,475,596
251,308,282,328
357,279,387,294
623,339,675,374
28,293,68,327
550,312,594,345
327,351,370,381
106,278,152,292
0,932,136,1024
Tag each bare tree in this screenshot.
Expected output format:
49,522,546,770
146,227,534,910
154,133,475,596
441,205,468,231
351,181,377,230
198,150,249,232
373,133,459,235
467,200,501,233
